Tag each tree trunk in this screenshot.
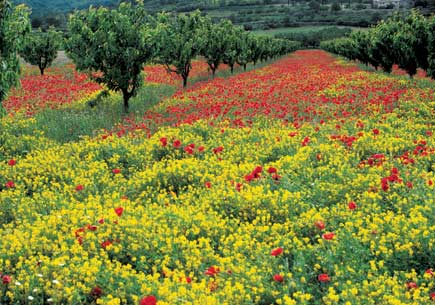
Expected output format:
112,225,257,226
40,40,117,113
182,75,188,88
212,68,216,78
230,64,234,74
243,64,247,71
39,66,44,75
122,90,130,113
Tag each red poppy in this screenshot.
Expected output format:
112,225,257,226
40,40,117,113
112,168,121,174
205,266,220,276
98,218,105,224
348,201,357,210
213,146,224,154
322,232,335,240
267,167,277,174
272,173,281,181
140,295,157,305
184,145,194,154
8,159,16,166
314,220,325,230
90,286,103,298
75,185,84,192
271,247,283,256
301,137,310,146
87,224,97,231
198,146,205,152
430,292,435,300
114,207,124,217
101,240,112,249
2,275,11,285
173,139,181,148
159,137,167,147
406,282,418,289
318,273,330,282
372,129,380,135
5,181,15,189
204,181,212,189
273,274,284,282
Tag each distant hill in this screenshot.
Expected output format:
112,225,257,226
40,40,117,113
14,0,118,15
15,0,430,31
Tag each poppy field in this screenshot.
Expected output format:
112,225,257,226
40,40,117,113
0,50,435,305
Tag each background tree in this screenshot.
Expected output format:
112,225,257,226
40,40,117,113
236,31,254,71
222,24,240,73
200,18,232,77
427,15,435,79
370,19,398,73
65,2,153,112
153,10,206,87
20,27,62,75
0,0,30,116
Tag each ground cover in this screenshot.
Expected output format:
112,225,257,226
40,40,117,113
0,50,434,305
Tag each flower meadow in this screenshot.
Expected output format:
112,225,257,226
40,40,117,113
0,50,435,305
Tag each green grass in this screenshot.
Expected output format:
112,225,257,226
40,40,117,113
23,84,176,143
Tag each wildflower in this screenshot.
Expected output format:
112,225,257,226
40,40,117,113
406,282,418,289
204,181,212,189
322,232,335,240
2,275,11,285
140,295,157,305
301,136,310,146
90,286,103,298
205,266,220,276
372,128,380,135
273,274,284,282
348,201,357,210
314,220,325,230
114,207,124,217
318,273,330,282
5,181,15,188
159,137,167,147
173,139,181,148
8,159,16,166
213,146,224,154
75,185,84,191
267,167,277,174
112,168,121,174
271,247,283,256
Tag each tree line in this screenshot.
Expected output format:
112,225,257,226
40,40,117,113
320,10,435,80
0,0,300,115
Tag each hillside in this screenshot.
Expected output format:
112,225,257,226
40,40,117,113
14,0,118,14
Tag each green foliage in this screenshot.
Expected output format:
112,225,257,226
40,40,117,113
330,2,341,12
322,10,435,79
222,24,242,73
65,2,154,112
276,26,352,48
153,10,206,87
236,31,254,70
0,0,30,115
20,27,62,75
428,16,435,79
200,18,234,76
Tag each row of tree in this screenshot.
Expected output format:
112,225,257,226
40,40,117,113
10,2,300,114
65,4,300,112
320,10,435,80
